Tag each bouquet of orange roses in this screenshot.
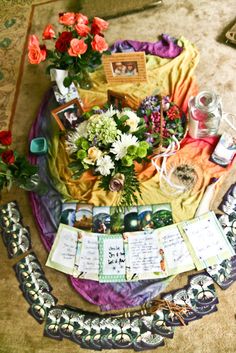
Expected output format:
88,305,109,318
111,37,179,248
28,12,110,89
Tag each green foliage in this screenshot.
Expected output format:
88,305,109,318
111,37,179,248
99,166,141,208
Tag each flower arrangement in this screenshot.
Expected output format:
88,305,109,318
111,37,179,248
27,12,110,88
66,106,153,207
0,131,38,191
137,95,186,148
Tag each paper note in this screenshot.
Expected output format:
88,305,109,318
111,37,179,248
181,212,235,269
78,233,99,274
102,237,125,275
46,224,78,275
128,231,162,274
158,225,194,274
99,234,126,282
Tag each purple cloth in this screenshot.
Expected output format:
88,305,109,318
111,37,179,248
29,89,172,311
110,34,183,58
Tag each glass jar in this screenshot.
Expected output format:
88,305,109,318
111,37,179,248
188,91,222,138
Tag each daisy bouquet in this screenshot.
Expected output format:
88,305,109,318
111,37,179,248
66,106,153,207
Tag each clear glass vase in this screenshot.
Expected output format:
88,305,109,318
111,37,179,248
75,69,93,90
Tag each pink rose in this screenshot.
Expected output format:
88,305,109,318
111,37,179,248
59,12,76,26
91,34,108,52
42,24,56,40
28,35,47,64
75,23,90,37
91,17,109,35
28,34,40,49
75,13,89,25
68,38,87,56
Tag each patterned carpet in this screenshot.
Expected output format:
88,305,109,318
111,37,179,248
0,1,236,353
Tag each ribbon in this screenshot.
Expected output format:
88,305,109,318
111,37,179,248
151,136,185,194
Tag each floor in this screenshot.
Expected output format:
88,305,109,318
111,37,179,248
0,1,236,352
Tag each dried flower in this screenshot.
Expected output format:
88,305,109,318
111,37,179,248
109,173,125,191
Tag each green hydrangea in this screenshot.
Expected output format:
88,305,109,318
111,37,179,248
86,115,119,145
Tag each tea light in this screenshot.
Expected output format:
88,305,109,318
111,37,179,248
30,137,48,155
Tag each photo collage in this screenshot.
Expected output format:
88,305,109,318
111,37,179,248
60,203,173,234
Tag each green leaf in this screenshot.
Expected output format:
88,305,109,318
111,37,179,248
64,56,74,65
63,76,73,87
103,50,111,55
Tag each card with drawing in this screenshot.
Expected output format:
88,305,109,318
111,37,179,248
110,206,125,234
151,204,173,229
92,206,111,234
124,206,139,232
60,202,93,230
138,205,153,230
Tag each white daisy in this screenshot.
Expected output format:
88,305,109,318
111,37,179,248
96,155,115,176
65,121,88,154
110,133,138,160
104,105,119,118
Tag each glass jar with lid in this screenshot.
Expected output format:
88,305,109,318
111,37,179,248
188,91,222,138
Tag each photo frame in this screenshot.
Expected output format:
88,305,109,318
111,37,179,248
102,52,147,84
51,98,84,131
107,90,127,109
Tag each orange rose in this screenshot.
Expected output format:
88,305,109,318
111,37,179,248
42,24,56,40
28,35,47,64
75,12,89,25
28,34,40,49
68,38,87,56
75,23,90,37
91,17,109,35
91,34,108,52
59,12,76,26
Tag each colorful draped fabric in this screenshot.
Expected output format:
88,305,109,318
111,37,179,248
29,37,233,311
78,37,199,114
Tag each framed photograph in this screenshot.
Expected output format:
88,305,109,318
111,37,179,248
102,52,147,84
51,98,84,131
107,90,127,109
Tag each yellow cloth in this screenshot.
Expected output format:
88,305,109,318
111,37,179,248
79,37,199,112
48,37,212,223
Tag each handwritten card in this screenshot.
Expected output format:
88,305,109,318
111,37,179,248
46,224,79,275
180,212,235,270
73,230,99,280
124,230,165,280
98,234,126,282
157,225,195,275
